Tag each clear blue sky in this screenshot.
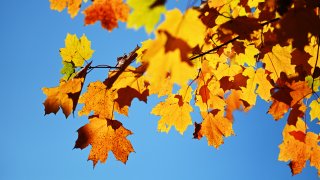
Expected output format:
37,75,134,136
0,1,318,179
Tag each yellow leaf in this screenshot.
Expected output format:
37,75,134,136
262,45,295,81
241,67,273,105
306,37,320,73
142,30,197,89
109,66,149,108
233,44,259,67
213,63,242,80
151,86,193,134
157,8,206,47
310,99,320,121
60,34,94,67
127,0,166,33
75,116,134,166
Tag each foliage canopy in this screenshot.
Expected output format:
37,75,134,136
44,0,320,176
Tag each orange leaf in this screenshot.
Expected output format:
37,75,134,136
78,81,128,118
267,100,290,120
278,119,320,176
226,90,249,121
75,116,134,166
42,63,90,118
194,111,234,148
83,0,130,31
49,0,82,18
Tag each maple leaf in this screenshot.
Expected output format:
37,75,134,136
305,75,320,92
219,73,249,92
60,34,94,67
194,111,234,148
127,0,166,33
232,44,260,67
60,61,75,80
42,63,91,118
199,4,219,28
241,67,273,105
306,37,320,75
49,0,82,18
262,45,295,81
287,103,306,126
141,30,196,90
109,66,149,108
291,49,312,76
151,87,193,134
213,63,243,80
268,100,290,120
83,0,130,31
78,81,128,118
218,16,261,41
310,99,320,122
157,8,206,47
226,90,249,121
75,116,134,166
288,81,312,106
278,118,320,176
268,81,312,120
275,7,320,49
195,74,226,112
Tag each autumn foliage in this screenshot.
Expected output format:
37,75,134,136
44,0,320,176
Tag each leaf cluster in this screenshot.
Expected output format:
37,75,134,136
44,0,320,176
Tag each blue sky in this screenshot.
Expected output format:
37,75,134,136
0,1,318,179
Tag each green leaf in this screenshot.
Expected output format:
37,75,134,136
61,61,75,80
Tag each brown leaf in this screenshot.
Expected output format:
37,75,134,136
220,73,249,92
199,4,219,28
287,103,306,126
291,49,312,75
219,16,261,41
115,86,149,108
276,7,320,49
